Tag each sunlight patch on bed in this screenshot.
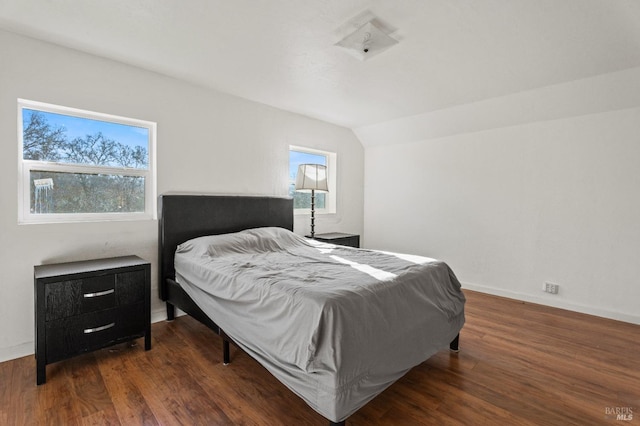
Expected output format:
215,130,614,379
330,255,397,281
375,250,436,265
317,247,335,254
308,238,336,254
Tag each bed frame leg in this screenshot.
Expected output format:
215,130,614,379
166,302,175,321
329,421,345,426
449,333,460,352
223,339,230,365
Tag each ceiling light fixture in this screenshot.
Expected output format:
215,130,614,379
334,20,398,61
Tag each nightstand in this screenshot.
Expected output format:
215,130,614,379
310,232,360,248
34,255,151,385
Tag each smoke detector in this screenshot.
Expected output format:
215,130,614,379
334,19,398,61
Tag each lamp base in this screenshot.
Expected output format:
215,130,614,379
309,189,316,238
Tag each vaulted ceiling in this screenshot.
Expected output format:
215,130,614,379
1,0,639,130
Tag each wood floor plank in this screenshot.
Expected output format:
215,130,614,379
131,332,233,425
94,344,159,425
63,352,114,419
2,290,638,425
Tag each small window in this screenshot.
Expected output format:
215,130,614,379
289,146,336,214
18,99,156,223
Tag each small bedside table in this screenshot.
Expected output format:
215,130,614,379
310,232,360,248
34,255,151,385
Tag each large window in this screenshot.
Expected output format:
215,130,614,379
18,99,156,224
289,146,336,214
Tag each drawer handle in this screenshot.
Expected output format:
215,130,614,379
84,322,115,334
83,289,115,298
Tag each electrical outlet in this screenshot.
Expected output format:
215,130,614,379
543,281,559,294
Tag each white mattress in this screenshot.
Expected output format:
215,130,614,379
174,227,465,422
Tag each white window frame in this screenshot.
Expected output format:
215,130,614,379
289,145,337,215
18,99,157,224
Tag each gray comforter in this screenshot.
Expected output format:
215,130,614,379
174,227,465,422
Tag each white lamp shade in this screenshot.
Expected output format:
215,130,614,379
295,164,328,192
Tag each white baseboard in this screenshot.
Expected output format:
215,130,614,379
462,281,640,325
151,307,168,324
0,342,33,364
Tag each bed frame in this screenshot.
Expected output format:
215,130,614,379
158,193,293,355
158,193,458,425
158,194,342,424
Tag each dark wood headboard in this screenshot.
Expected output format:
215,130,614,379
158,194,294,300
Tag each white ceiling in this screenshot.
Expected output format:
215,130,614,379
1,0,639,129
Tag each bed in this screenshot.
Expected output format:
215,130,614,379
158,194,465,425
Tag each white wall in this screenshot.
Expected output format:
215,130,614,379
0,30,364,362
360,69,640,325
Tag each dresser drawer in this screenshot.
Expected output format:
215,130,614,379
44,270,145,320
45,303,146,363
45,276,113,320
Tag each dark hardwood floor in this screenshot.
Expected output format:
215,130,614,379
1,290,638,425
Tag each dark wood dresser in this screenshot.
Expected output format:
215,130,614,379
34,255,151,385
310,232,360,248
